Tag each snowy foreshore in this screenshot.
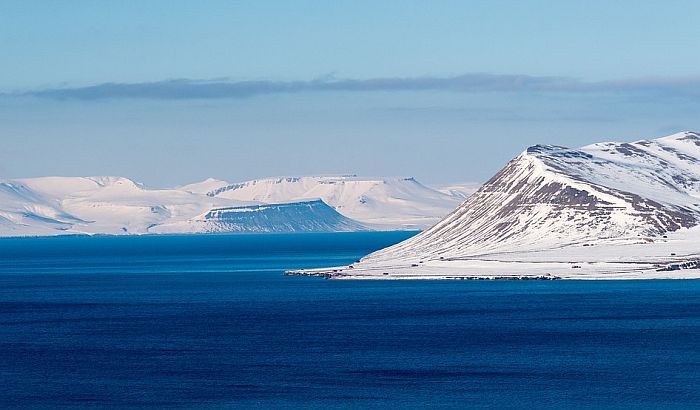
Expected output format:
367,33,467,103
288,226,700,280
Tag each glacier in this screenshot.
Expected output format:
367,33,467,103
288,131,700,280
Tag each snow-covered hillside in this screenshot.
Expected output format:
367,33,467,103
178,178,231,195
0,174,462,236
289,131,700,280
0,179,85,236
203,175,464,229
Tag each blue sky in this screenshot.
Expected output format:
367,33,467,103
2,1,700,186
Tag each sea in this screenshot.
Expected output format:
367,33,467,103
0,232,699,409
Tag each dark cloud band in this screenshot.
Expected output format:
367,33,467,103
11,74,700,100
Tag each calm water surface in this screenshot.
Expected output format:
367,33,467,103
0,232,699,409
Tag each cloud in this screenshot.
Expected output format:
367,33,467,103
9,74,700,100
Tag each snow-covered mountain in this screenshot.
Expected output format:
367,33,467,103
0,180,85,236
290,132,700,280
203,175,464,229
0,174,462,236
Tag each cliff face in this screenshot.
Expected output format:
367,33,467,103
199,200,368,233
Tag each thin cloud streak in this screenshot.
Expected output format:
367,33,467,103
11,74,700,100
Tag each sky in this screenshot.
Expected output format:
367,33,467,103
1,0,700,187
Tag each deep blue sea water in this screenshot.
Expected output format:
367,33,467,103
1,232,699,409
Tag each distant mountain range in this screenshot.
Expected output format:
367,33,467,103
290,131,700,280
0,175,470,236
193,175,470,229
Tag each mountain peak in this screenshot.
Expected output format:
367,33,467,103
657,130,699,140
524,144,568,155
